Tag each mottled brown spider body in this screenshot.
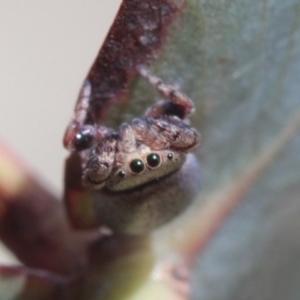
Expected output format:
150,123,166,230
64,67,201,234
63,0,201,234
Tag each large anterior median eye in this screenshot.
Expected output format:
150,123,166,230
130,159,145,173
146,153,161,168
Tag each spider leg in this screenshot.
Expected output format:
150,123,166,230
117,123,137,153
132,117,201,152
63,80,113,152
137,66,195,119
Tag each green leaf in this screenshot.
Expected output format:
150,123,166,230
115,0,300,299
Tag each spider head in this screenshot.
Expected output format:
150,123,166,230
82,119,200,191
82,143,186,191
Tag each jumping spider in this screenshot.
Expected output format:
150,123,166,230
64,66,201,234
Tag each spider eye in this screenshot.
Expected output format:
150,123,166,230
73,129,94,151
118,171,126,178
130,159,145,173
147,153,161,168
167,153,173,160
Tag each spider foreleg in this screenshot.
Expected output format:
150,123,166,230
137,66,195,119
132,117,201,152
117,123,137,153
63,81,113,152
